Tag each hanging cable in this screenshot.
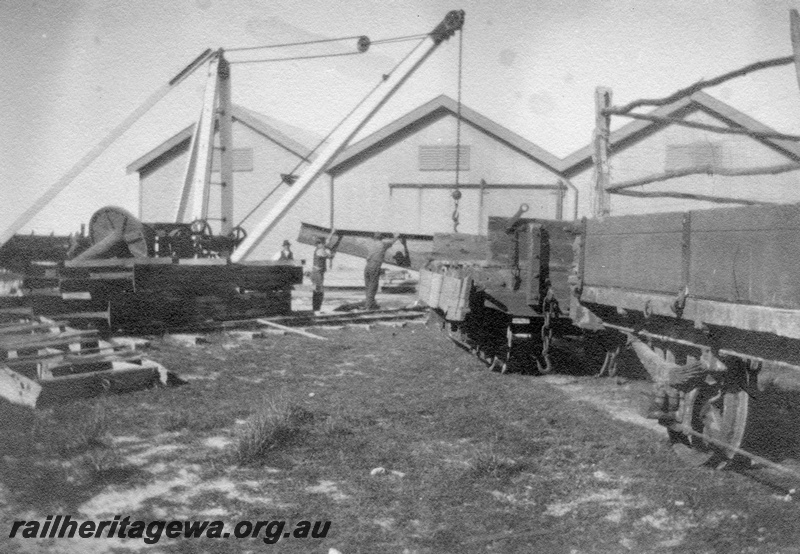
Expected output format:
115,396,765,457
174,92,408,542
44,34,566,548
235,35,430,228
451,24,464,233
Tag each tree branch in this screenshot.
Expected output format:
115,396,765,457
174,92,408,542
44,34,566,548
609,56,794,114
607,163,800,192
604,111,800,142
611,189,777,206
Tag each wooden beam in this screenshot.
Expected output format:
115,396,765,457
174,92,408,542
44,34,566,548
555,182,564,220
256,319,328,340
297,222,432,270
606,162,800,192
477,179,485,234
560,178,579,221
186,54,221,224
388,182,565,190
175,113,203,222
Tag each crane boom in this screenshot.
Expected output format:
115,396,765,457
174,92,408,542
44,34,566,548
230,10,464,263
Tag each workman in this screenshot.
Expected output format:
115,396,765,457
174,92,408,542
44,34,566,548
364,232,400,310
310,234,336,312
273,240,294,261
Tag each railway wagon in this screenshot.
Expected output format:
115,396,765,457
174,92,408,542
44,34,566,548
574,203,800,465
421,202,800,466
419,212,581,373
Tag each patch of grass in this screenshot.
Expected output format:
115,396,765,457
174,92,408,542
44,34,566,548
320,409,355,437
0,396,146,511
75,400,110,450
232,397,315,466
79,446,144,486
469,442,528,481
160,410,192,431
8,315,800,553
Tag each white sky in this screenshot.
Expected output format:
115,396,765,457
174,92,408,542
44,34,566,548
2,0,800,236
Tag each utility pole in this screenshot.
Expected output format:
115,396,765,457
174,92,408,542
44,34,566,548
218,54,234,236
592,87,612,218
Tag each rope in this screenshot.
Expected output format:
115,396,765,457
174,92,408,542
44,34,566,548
235,36,430,228
226,32,427,52
370,33,429,45
451,24,464,233
227,33,430,65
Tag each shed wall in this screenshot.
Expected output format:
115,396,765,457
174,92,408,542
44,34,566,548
330,115,563,237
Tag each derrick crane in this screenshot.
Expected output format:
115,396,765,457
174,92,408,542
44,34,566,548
0,10,464,332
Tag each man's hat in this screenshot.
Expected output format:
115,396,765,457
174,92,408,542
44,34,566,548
283,240,291,247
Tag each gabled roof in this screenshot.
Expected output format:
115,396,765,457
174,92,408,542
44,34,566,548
126,104,320,174
560,91,800,177
128,91,800,181
327,94,565,176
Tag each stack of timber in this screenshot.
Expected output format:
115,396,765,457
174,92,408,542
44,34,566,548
59,257,301,332
0,233,72,275
0,308,170,408
0,207,304,332
3,257,302,333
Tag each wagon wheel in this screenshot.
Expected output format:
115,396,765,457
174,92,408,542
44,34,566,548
669,363,753,467
190,219,213,237
88,206,149,258
227,225,247,245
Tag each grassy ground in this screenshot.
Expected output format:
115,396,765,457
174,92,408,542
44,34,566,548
2,316,800,553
